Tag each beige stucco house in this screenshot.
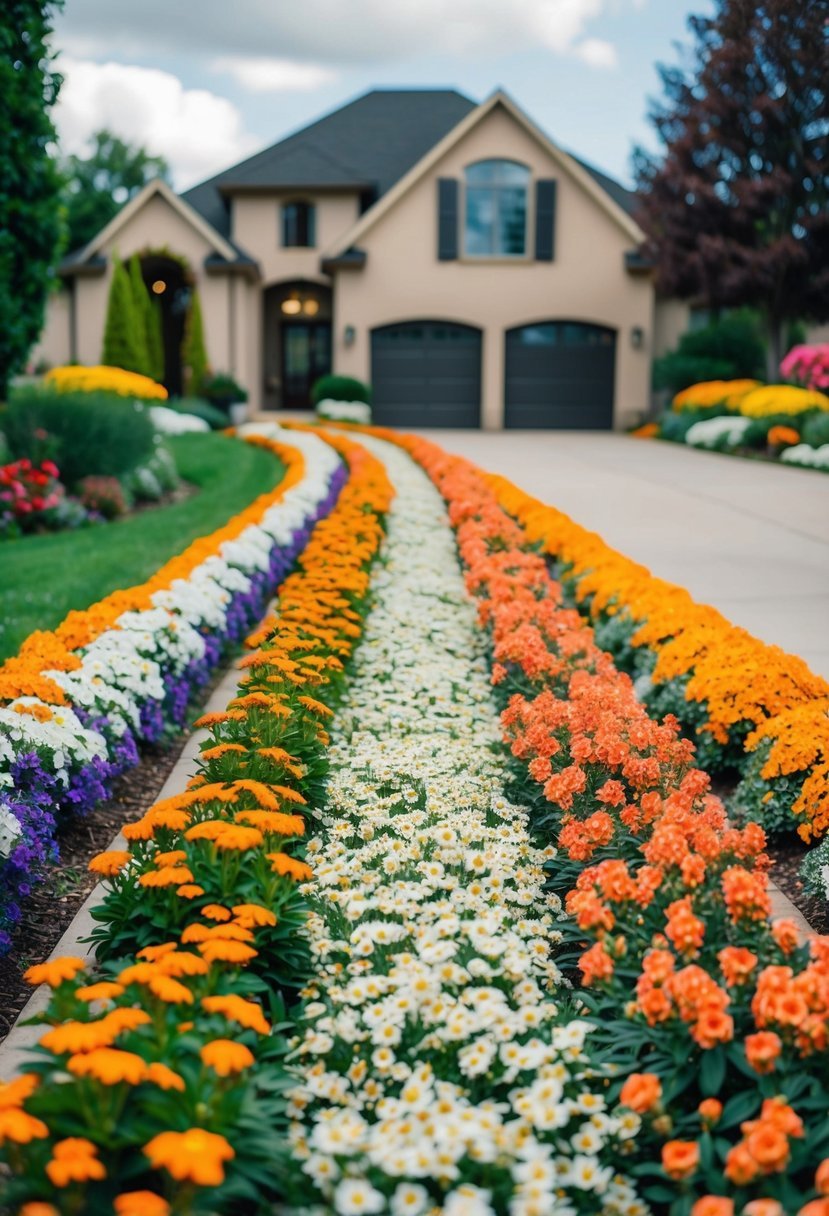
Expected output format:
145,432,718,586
35,87,681,430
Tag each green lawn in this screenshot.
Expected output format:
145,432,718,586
0,433,284,661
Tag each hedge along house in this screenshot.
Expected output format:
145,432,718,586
38,87,668,430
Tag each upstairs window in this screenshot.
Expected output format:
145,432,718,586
464,160,530,257
282,201,316,248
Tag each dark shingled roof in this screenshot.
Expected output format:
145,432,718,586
181,87,637,239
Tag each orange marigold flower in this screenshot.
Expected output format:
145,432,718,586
157,950,209,978
23,955,87,988
143,1128,235,1186
691,1200,733,1216
197,938,258,965
75,981,125,1003
176,884,205,899
0,1108,49,1145
662,1139,700,1180
745,1122,791,1173
234,809,305,835
0,1073,39,1108
145,1063,186,1092
88,849,132,876
139,865,194,888
745,1031,782,1074
137,942,178,962
743,1203,785,1216
718,945,758,986
46,1137,107,1187
267,852,313,881
19,1204,60,1216
231,903,278,929
200,1038,255,1076
691,1008,734,1050
41,1019,119,1055
113,1192,171,1216
153,850,188,867
201,904,232,921
698,1098,723,1125
619,1072,662,1114
201,994,271,1035
68,1048,148,1085
798,1204,829,1216
817,1159,829,1195
771,918,800,953
147,975,194,1005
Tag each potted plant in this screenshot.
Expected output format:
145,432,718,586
200,372,249,424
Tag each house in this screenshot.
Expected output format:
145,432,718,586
36,87,681,430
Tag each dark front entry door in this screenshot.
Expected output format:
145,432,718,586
281,321,331,408
504,322,616,429
370,321,482,427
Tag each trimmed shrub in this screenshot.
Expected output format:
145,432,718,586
200,372,247,411
4,388,155,488
168,397,230,430
182,288,209,396
802,412,829,448
653,313,766,393
311,374,371,406
127,254,151,378
657,406,726,443
102,254,145,375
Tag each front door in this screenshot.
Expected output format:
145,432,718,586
281,321,332,409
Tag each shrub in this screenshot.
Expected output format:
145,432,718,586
182,288,209,396
739,384,829,417
167,396,229,429
0,457,64,537
657,407,723,443
672,378,761,412
801,412,829,448
311,374,371,406
77,475,128,519
4,389,156,487
654,313,766,393
101,253,146,375
741,412,805,448
201,372,247,410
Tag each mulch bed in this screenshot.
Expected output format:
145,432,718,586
767,838,829,936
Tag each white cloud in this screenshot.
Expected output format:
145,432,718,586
212,56,337,93
573,37,618,68
54,56,261,189
55,0,621,69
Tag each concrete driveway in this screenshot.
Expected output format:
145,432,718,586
413,431,829,681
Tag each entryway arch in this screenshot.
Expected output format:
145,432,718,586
262,280,332,410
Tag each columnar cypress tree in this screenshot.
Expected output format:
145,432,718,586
182,287,209,396
126,253,151,378
146,296,165,385
101,254,142,373
0,2,64,398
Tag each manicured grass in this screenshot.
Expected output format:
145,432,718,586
0,433,284,661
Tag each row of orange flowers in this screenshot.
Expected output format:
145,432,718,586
0,430,393,1214
374,427,829,1216
0,432,302,708
481,476,829,843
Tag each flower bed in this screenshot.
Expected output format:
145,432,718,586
0,428,392,1211
0,427,345,951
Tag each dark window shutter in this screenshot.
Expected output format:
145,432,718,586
535,179,557,261
437,178,459,261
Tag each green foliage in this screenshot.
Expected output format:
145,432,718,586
0,2,65,399
311,374,372,405
0,433,284,660
78,475,128,519
731,740,806,838
61,128,169,253
4,387,155,487
169,396,231,429
101,253,144,374
742,413,804,448
146,293,165,384
126,253,151,377
653,313,766,393
201,371,247,408
656,406,730,443
182,287,209,396
802,412,829,448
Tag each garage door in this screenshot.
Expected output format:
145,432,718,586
505,321,616,429
371,321,482,427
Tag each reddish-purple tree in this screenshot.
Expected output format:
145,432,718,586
634,0,829,376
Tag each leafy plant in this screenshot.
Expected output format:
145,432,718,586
78,474,128,519
101,253,146,375
311,374,372,406
183,287,209,396
802,412,829,448
170,397,231,430
201,372,247,409
654,314,766,393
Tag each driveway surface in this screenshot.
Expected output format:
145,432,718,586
413,431,829,681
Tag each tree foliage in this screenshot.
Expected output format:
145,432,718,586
62,130,169,253
182,288,209,396
102,254,143,375
0,1,64,398
127,254,151,376
635,0,829,372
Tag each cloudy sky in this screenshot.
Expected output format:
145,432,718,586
50,0,708,191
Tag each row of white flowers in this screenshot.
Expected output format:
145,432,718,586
287,435,643,1216
0,427,341,851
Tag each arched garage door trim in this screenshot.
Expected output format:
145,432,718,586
504,320,616,429
371,320,482,428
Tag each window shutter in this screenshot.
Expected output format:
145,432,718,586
535,179,557,261
437,178,459,261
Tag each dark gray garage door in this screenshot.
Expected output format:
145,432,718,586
371,321,482,427
505,321,616,429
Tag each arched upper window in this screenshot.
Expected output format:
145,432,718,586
464,160,530,257
282,200,316,248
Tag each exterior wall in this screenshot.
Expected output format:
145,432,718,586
70,194,238,393
332,104,653,429
231,192,360,287
30,284,72,370
805,322,829,346
653,297,692,358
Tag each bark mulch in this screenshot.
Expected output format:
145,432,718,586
768,838,829,936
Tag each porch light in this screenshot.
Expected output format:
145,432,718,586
281,297,302,315
152,280,166,294
630,326,645,349
302,298,319,316
344,325,356,346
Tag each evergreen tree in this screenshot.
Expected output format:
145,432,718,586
635,0,829,376
62,130,169,253
126,254,151,377
0,1,65,398
146,296,165,385
101,254,142,373
182,288,209,396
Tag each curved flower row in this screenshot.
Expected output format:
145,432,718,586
0,428,392,1213
0,428,345,951
481,474,829,842
285,436,642,1216
45,364,169,400
383,429,829,1215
